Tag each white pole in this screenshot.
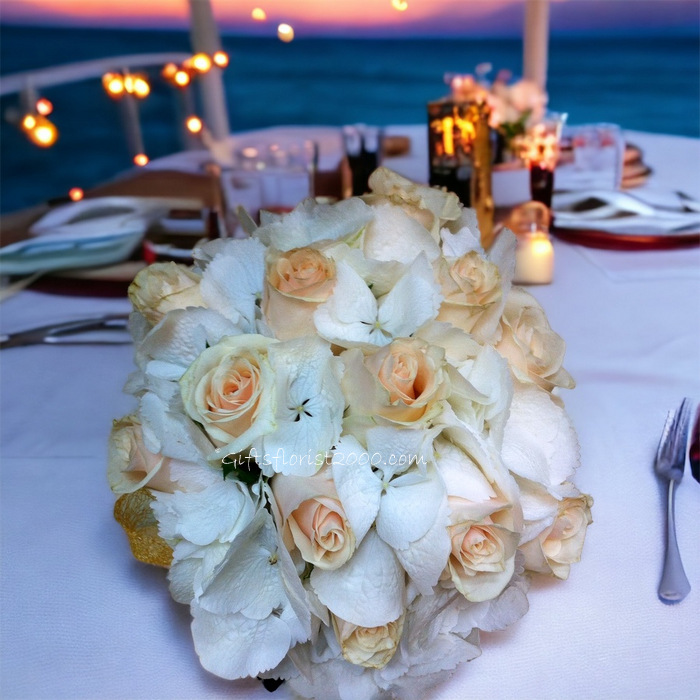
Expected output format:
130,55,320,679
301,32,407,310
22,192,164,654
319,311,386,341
523,0,550,91
188,0,230,141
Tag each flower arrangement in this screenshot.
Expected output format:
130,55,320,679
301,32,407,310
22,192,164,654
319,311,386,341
109,167,592,700
448,66,548,162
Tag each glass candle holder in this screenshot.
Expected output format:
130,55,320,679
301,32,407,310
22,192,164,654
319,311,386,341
517,112,567,209
427,97,494,246
505,201,554,285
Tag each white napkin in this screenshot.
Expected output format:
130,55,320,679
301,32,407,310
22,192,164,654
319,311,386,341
552,190,700,235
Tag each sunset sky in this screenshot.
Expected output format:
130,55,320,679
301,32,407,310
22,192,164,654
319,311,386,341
1,0,698,37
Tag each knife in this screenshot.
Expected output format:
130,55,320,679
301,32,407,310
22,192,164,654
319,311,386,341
0,313,131,349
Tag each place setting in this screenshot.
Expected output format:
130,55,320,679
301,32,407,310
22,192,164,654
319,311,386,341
1,2,699,700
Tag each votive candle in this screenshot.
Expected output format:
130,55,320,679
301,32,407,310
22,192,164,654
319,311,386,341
514,231,554,284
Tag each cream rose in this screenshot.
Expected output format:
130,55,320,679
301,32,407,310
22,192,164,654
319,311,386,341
520,493,593,579
342,338,450,427
180,334,277,453
271,467,356,570
436,251,503,341
496,286,575,391
365,167,462,241
332,613,404,669
443,503,520,603
108,415,176,494
262,247,336,340
128,262,205,325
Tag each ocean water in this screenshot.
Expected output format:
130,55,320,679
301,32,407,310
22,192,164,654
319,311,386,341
1,24,698,213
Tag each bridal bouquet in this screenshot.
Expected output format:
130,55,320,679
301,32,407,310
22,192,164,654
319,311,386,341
109,168,592,700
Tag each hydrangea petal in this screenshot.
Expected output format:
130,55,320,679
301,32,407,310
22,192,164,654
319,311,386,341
375,466,445,549
332,436,382,544
192,607,292,680
501,383,580,490
311,529,404,627
199,238,266,331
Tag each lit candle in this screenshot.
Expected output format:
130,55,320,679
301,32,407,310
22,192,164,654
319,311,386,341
514,231,554,284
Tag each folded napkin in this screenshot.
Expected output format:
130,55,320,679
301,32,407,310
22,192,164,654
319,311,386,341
0,196,191,276
552,190,700,235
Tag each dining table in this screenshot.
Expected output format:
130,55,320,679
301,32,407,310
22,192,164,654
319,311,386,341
1,125,699,700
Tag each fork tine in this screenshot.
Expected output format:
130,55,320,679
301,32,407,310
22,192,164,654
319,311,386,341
672,398,693,460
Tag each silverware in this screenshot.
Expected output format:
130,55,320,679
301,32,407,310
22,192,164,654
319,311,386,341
0,313,131,349
655,398,693,604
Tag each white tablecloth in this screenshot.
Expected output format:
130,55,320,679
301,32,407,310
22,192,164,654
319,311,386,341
1,130,699,700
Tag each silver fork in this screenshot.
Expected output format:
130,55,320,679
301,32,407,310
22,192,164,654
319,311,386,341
655,398,693,604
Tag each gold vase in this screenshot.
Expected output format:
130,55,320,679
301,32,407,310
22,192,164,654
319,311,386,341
469,101,495,249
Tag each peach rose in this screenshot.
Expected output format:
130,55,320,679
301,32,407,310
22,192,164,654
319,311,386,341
108,415,177,494
496,287,574,391
180,334,276,452
436,251,503,341
520,493,593,580
128,262,204,325
263,247,336,339
271,467,355,570
332,613,404,669
444,513,520,603
342,338,450,426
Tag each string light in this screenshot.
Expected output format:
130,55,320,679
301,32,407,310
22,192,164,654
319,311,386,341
191,53,213,73
21,114,37,130
174,70,191,87
26,115,58,148
69,187,84,202
36,98,53,116
391,0,408,10
212,51,229,68
186,116,203,134
251,8,267,21
102,72,150,99
133,153,149,167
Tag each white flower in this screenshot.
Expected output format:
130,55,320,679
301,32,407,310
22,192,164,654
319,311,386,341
190,509,312,679
501,383,580,494
313,255,441,349
328,431,450,597
198,237,266,333
496,286,575,391
128,262,205,326
254,197,373,251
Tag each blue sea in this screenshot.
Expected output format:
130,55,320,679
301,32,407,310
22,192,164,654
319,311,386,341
1,24,698,213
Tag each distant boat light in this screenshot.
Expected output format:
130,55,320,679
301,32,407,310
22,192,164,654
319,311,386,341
391,0,408,10
278,23,294,42
69,187,84,202
134,153,149,167
252,8,267,21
